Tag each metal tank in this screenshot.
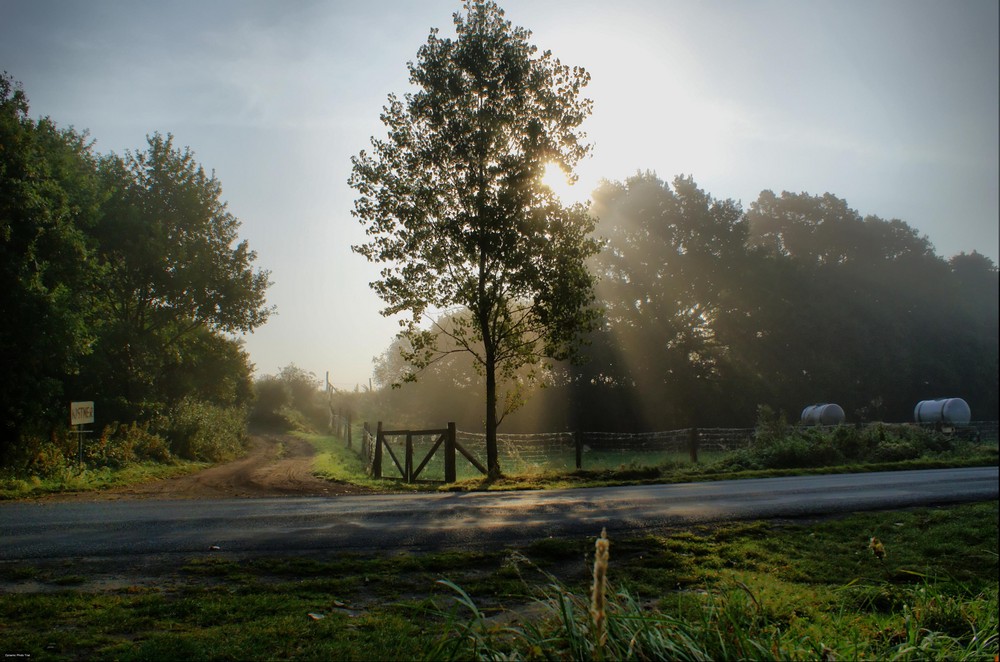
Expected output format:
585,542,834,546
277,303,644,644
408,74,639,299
800,403,846,426
913,398,971,426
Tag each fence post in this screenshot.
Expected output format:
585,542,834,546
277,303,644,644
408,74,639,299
373,422,383,478
405,432,413,483
445,422,457,483
363,422,369,462
575,431,583,470
689,427,699,464
347,413,352,449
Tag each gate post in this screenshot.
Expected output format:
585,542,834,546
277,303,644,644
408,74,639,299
405,432,414,483
373,422,383,478
689,427,700,464
445,422,457,483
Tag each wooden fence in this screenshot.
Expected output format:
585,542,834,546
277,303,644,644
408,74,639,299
362,422,487,483
359,420,998,483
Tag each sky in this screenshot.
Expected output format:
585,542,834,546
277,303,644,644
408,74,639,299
2,0,997,388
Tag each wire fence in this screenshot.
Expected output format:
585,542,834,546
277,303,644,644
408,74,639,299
360,420,998,482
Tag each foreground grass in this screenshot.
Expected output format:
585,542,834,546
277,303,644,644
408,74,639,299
0,501,995,660
0,460,207,500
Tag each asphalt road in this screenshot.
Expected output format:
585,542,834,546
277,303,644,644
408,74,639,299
0,467,996,560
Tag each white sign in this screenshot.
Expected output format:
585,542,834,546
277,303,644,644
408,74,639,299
70,401,95,425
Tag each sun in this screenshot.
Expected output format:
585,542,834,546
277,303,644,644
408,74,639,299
541,161,576,202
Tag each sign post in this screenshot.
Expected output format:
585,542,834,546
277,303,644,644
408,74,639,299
70,401,95,467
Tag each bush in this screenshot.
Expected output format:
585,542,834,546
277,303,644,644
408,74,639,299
755,435,844,469
22,439,73,477
5,425,77,476
86,422,172,468
831,425,877,461
732,420,964,470
163,398,248,462
249,366,329,432
249,375,291,429
869,440,921,463
754,404,789,446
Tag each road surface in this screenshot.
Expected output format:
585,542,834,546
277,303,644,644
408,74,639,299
1,467,995,560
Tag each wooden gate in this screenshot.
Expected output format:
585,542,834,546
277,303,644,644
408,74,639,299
370,422,487,483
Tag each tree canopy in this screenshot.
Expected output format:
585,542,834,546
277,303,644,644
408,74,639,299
1,73,101,444
370,172,998,433
350,2,600,475
85,132,272,419
0,72,271,462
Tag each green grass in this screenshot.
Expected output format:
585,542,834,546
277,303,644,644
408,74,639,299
0,460,208,500
301,431,369,481
302,431,422,491
0,502,995,660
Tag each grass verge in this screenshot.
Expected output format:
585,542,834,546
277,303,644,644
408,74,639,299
0,460,208,500
0,501,995,660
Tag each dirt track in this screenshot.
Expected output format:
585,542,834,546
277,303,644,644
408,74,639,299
49,434,375,501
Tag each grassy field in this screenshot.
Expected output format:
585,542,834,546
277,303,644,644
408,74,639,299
0,501,995,660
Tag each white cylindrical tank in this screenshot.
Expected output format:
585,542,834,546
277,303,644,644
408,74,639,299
914,398,971,425
801,403,846,426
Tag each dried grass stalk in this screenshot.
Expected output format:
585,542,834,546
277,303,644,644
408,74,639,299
591,527,610,653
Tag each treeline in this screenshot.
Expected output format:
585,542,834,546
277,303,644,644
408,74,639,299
1,74,271,470
373,172,998,432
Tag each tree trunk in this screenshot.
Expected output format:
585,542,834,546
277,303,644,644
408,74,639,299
484,346,501,479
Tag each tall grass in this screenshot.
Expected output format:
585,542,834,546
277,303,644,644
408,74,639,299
427,526,999,661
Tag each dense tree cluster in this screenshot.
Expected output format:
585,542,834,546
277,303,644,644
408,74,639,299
0,73,271,465
568,173,998,430
375,172,998,432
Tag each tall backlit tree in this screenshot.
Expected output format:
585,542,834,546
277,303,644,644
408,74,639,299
350,2,600,476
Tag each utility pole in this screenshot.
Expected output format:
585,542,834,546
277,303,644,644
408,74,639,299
326,371,335,431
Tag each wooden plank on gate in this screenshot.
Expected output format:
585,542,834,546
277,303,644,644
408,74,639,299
405,433,413,483
382,428,448,437
411,432,446,481
382,436,406,479
453,439,488,475
445,423,456,483
373,422,383,478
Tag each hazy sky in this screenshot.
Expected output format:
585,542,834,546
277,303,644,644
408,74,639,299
3,0,997,388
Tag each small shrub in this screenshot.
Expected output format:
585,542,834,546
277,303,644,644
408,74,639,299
250,365,329,432
754,404,789,446
710,448,762,472
832,425,877,461
869,440,921,463
754,435,843,469
605,464,661,480
11,426,77,476
163,398,248,462
86,425,135,468
87,422,173,467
